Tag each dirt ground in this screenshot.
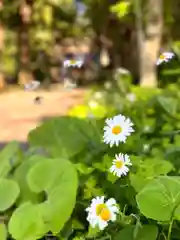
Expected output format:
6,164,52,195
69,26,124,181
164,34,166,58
0,87,86,143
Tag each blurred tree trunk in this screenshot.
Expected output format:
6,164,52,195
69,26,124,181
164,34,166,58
135,0,163,87
0,4,6,90
18,1,33,86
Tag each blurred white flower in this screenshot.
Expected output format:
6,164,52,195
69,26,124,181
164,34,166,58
114,67,130,80
103,114,134,147
86,196,119,230
143,125,151,132
156,52,175,65
88,100,98,109
63,59,83,68
104,81,111,89
110,153,132,177
24,80,40,91
126,93,136,102
143,144,150,152
63,78,77,90
115,67,130,75
93,91,103,100
87,113,95,118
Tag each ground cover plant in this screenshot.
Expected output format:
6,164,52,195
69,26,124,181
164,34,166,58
0,78,180,240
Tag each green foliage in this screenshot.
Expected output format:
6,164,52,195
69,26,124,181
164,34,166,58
1,80,180,239
114,225,158,240
8,202,46,240
54,80,179,239
136,176,180,221
0,141,78,240
110,1,131,18
130,157,174,192
0,224,7,240
28,116,102,158
0,179,20,212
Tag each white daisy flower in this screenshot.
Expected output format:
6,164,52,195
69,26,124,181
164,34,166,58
109,153,132,177
156,52,175,65
103,114,134,147
86,196,119,230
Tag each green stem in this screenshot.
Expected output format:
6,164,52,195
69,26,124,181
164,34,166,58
167,218,173,240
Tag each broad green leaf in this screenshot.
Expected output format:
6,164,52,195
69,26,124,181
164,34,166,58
114,225,134,239
8,202,46,240
13,155,46,204
28,117,100,158
0,223,7,240
114,225,158,240
134,225,158,240
130,158,174,192
27,158,78,233
136,176,180,221
27,158,77,194
47,183,77,233
0,141,22,178
0,179,20,212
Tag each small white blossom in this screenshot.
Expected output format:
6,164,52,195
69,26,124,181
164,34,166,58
156,52,175,65
86,196,119,230
103,114,134,147
110,153,132,177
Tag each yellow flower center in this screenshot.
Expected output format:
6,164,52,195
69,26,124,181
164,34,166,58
96,204,111,221
159,54,165,60
70,60,76,64
115,160,124,169
112,125,122,135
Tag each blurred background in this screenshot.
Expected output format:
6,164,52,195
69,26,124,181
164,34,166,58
0,0,180,89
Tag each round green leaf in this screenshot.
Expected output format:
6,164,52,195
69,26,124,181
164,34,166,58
0,179,20,211
114,225,134,240
0,141,22,178
28,117,86,157
27,158,77,194
130,158,174,192
28,117,100,158
27,158,78,234
136,176,180,221
8,202,46,240
13,155,46,204
114,225,158,240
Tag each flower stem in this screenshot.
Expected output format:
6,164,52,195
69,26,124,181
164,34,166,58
167,218,173,240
